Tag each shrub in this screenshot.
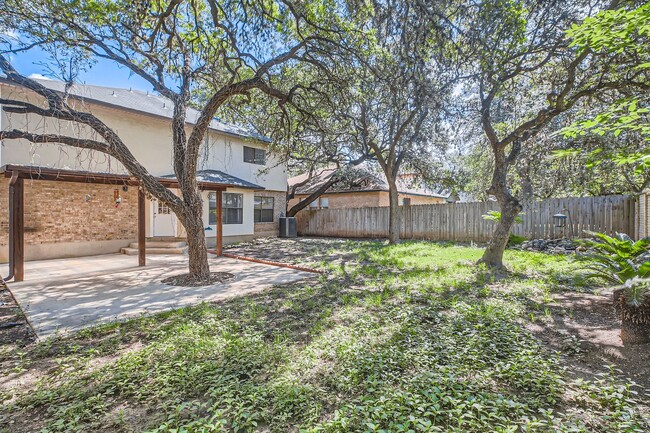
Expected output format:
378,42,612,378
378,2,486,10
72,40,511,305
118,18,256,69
507,234,527,247
577,232,650,285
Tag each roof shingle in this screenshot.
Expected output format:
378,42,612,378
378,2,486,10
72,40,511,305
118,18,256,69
162,169,265,190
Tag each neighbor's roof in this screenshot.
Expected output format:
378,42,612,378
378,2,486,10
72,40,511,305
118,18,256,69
0,76,271,143
288,166,450,199
162,169,265,190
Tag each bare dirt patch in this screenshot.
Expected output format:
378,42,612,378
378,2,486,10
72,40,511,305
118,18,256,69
226,237,367,266
527,289,650,391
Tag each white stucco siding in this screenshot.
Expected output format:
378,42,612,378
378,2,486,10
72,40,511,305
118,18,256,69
1,86,117,172
0,85,175,174
200,188,255,238
199,133,286,192
0,83,287,192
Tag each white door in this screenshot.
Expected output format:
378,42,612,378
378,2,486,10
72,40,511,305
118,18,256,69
152,200,176,237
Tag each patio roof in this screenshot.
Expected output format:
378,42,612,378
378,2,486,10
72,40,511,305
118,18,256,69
0,165,234,191
161,169,265,190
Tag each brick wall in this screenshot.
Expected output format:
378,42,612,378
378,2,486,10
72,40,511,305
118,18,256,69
405,195,446,205
253,190,286,237
0,178,138,247
289,191,444,211
378,193,445,206
289,191,383,211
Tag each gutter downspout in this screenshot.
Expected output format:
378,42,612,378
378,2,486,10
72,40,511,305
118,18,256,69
1,171,18,283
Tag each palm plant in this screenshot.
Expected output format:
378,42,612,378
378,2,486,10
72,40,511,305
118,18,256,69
578,232,650,284
578,232,650,344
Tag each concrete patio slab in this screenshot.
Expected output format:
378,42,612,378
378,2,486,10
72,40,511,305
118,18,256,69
6,254,315,339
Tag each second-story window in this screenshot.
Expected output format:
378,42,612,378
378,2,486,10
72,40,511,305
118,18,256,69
243,146,266,165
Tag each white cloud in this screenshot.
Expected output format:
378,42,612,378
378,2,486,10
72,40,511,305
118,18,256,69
27,73,51,80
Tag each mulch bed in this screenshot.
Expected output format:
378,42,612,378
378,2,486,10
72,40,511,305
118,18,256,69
161,272,236,287
0,285,34,346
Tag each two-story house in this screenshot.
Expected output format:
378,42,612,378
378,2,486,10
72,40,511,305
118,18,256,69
0,78,287,264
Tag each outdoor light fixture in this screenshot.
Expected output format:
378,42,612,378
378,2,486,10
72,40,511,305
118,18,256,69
114,188,122,208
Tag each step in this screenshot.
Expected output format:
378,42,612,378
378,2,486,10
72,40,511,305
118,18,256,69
129,241,187,249
121,246,188,255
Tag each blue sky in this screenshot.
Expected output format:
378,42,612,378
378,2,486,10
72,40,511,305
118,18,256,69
9,47,153,92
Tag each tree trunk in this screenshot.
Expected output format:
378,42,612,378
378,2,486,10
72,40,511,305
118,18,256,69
518,163,534,204
286,176,339,217
613,288,650,345
387,178,400,244
180,191,210,279
480,198,520,269
479,149,522,269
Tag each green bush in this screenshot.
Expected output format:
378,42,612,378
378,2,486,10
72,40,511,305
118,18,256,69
482,210,523,224
507,234,527,247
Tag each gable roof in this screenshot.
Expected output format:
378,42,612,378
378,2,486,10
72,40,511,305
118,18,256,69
162,169,265,190
288,166,451,199
0,76,271,143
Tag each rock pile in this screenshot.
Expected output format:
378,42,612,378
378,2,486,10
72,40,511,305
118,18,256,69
516,238,587,254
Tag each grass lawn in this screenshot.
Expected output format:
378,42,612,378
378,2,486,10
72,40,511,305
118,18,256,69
1,238,648,432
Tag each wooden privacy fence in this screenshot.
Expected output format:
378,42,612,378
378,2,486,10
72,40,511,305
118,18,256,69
296,195,637,241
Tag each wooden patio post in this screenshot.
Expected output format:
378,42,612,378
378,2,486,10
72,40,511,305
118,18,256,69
138,188,146,266
9,173,24,282
216,190,223,256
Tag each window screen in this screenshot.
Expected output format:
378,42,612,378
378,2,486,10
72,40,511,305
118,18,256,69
208,193,217,225
223,193,244,224
243,146,266,165
254,196,274,223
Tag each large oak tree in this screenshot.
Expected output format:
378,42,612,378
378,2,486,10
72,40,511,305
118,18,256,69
458,0,640,269
0,0,358,280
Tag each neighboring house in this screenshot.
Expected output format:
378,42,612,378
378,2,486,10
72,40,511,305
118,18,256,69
0,78,287,263
288,167,453,212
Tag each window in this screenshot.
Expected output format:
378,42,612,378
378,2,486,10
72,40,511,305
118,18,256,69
307,197,328,209
243,146,266,165
157,201,171,214
208,193,217,225
223,193,243,224
254,196,274,223
209,192,244,225
402,198,411,206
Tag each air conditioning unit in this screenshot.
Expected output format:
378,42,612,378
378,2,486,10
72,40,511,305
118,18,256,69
279,217,297,238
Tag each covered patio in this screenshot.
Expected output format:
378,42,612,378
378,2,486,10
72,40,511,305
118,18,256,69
6,253,315,339
1,164,231,282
